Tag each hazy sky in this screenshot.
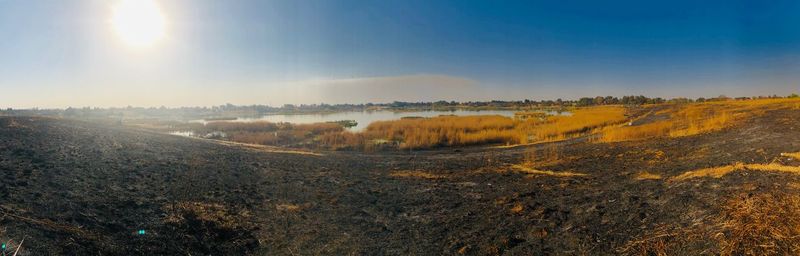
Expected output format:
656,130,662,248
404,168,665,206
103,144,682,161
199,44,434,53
2,0,800,108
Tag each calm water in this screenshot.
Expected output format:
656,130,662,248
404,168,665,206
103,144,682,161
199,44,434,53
201,109,568,131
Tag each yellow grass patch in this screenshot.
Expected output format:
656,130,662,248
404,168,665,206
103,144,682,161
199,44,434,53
521,144,563,168
672,162,800,181
511,164,586,177
275,203,303,212
781,152,800,159
389,170,446,179
599,121,673,142
669,108,732,137
457,245,470,254
671,163,744,181
206,138,324,156
599,98,800,142
324,105,629,149
743,163,800,174
518,105,628,143
510,203,524,214
635,171,662,180
788,182,800,190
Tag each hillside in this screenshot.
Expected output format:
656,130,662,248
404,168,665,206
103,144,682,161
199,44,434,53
2,107,800,254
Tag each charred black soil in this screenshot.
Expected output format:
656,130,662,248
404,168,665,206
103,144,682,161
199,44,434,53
2,109,800,255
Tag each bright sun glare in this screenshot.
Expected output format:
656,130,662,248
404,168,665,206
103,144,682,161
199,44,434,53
111,0,166,47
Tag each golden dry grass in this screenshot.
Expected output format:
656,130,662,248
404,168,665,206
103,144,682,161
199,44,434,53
672,162,800,181
670,163,744,181
635,171,662,180
781,152,800,159
389,170,446,179
366,115,519,149
600,98,800,142
620,193,800,255
600,121,673,142
743,163,800,174
510,203,524,214
617,225,675,256
668,106,732,137
717,193,800,255
517,105,628,143
275,203,303,212
457,245,470,254
522,144,563,167
175,121,346,147
511,164,586,177
599,104,733,142
348,105,628,149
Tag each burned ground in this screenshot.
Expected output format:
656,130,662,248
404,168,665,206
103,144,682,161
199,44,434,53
2,108,800,255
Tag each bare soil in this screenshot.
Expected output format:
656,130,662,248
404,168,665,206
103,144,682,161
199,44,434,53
2,108,800,255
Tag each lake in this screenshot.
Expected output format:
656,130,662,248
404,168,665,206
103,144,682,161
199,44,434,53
194,109,569,131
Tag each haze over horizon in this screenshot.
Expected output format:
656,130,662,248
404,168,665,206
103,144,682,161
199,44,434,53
2,0,800,108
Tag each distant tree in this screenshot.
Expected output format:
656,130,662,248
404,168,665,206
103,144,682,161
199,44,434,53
577,97,594,107
669,97,691,104
789,93,799,98
591,96,603,105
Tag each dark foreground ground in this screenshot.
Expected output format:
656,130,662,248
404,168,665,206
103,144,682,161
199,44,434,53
2,109,800,255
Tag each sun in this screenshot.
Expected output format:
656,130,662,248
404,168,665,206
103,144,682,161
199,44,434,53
111,0,166,47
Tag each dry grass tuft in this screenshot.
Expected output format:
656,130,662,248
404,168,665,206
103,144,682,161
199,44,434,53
522,144,563,167
275,203,303,212
671,163,744,181
671,162,800,181
389,170,446,179
600,121,673,142
618,226,675,256
510,203,524,214
717,193,800,255
511,164,586,177
457,245,470,254
635,171,662,180
781,152,800,159
743,163,800,174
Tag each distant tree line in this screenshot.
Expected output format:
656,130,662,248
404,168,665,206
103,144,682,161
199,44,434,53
2,94,799,120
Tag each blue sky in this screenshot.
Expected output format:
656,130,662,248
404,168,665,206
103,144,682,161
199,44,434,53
1,0,800,107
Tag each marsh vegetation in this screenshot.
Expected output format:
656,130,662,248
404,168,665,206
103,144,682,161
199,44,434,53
142,97,800,152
